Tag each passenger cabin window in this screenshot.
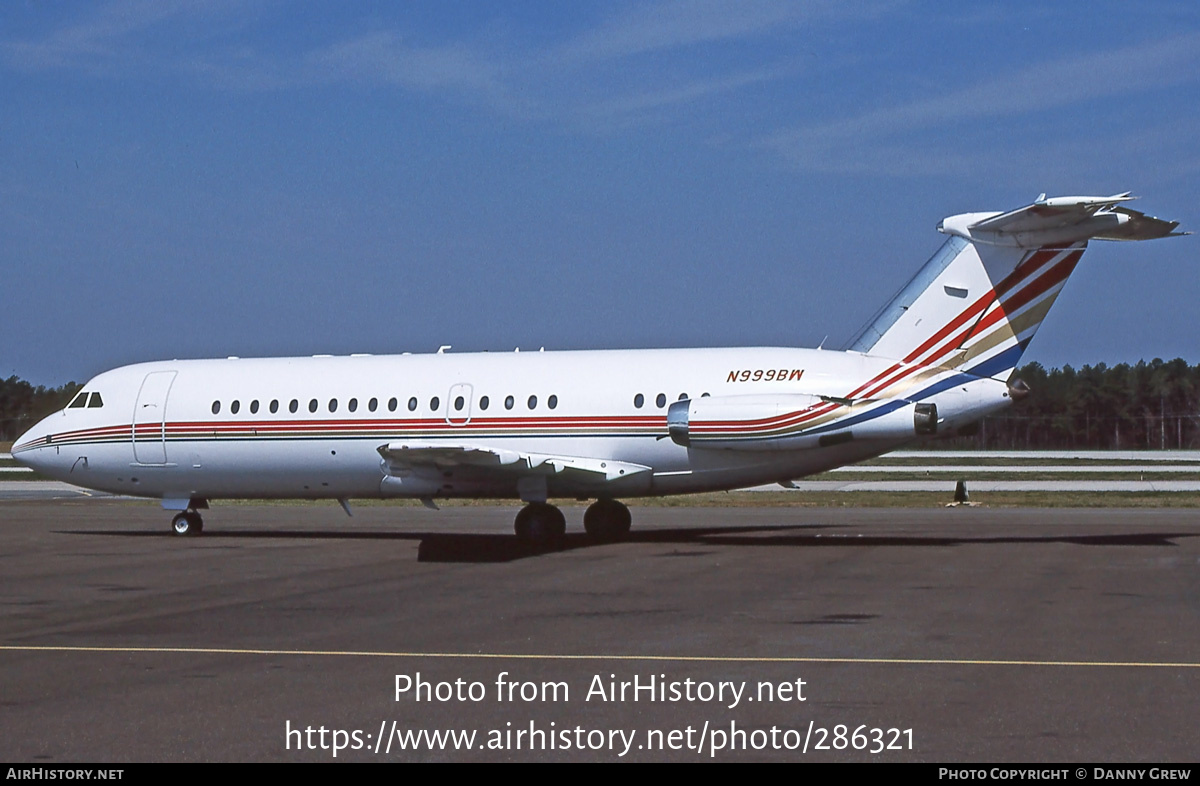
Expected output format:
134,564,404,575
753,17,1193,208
348,398,358,413
211,401,221,415
633,394,644,409
328,398,338,413
231,400,240,415
656,393,666,408
88,392,104,408
527,395,537,410
69,392,88,409
548,395,558,410
505,395,514,410
289,399,299,413
270,400,279,413
309,399,318,413
678,393,688,401
407,397,417,412
368,398,378,412
454,396,465,411
430,396,440,412
250,400,259,414
479,396,489,410
388,397,398,412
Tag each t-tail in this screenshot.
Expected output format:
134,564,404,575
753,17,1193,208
848,193,1184,385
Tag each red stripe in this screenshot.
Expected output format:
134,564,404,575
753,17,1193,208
956,250,1082,345
849,245,1079,401
168,415,665,430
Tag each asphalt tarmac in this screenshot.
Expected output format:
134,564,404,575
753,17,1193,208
1,499,1198,762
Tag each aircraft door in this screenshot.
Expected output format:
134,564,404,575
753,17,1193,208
133,371,177,464
447,383,473,426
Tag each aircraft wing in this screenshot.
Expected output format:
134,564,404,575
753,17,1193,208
377,441,651,483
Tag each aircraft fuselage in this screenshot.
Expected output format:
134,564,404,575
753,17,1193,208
13,346,1009,503
14,193,1179,541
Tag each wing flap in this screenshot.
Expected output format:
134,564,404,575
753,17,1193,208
378,441,651,483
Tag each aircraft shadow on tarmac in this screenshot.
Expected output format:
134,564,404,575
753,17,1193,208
58,524,1196,564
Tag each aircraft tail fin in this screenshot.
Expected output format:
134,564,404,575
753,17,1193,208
847,193,1183,382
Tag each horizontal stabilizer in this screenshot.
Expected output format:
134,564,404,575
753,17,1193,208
939,193,1184,248
1093,206,1188,241
378,441,650,483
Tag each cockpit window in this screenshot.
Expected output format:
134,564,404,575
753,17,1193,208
88,392,104,408
68,392,88,409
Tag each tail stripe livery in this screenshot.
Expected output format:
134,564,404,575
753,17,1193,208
689,192,1181,442
687,243,1088,441
860,244,1084,397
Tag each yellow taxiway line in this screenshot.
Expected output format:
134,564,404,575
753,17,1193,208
2,644,1198,669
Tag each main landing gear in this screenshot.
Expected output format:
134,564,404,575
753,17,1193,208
514,502,566,545
512,499,632,546
170,510,204,536
583,499,631,543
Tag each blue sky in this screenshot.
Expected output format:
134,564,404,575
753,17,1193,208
3,1,1197,386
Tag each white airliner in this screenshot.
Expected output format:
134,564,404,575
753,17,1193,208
13,194,1182,543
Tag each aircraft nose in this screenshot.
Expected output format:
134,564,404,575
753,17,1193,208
11,422,51,471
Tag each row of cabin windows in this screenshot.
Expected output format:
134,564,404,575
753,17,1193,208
633,392,709,409
210,394,561,417
67,390,703,416
67,391,104,409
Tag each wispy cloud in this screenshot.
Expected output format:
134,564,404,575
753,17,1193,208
314,32,500,95
179,49,298,92
760,31,1200,174
528,0,890,128
299,3,856,122
0,1,873,130
550,0,831,64
306,30,544,117
578,68,786,127
2,0,237,72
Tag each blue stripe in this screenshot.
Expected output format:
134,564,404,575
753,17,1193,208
964,341,1028,381
804,398,909,435
805,342,1028,436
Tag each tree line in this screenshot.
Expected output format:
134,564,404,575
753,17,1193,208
0,377,81,443
943,358,1200,450
2,359,1198,449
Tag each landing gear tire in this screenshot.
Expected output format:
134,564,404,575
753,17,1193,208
171,511,203,537
584,499,631,543
514,503,566,548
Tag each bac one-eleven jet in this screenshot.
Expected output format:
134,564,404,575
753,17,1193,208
13,194,1183,543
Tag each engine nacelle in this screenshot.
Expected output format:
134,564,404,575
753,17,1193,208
668,394,938,451
848,401,938,440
